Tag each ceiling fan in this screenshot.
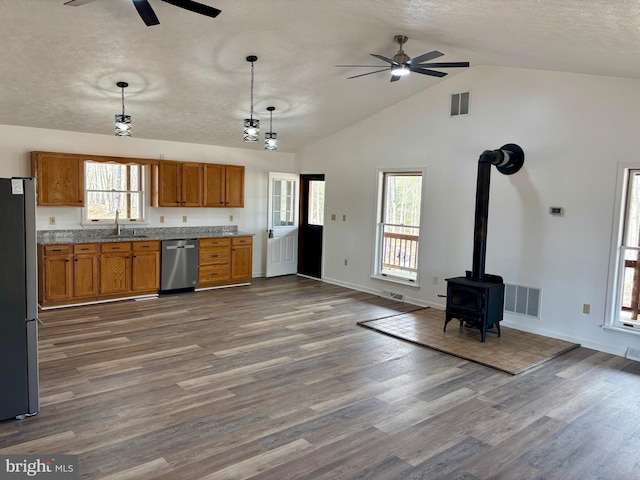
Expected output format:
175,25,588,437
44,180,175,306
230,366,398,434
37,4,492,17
63,0,221,27
337,35,469,82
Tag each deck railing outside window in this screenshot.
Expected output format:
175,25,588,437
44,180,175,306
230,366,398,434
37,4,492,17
381,224,419,280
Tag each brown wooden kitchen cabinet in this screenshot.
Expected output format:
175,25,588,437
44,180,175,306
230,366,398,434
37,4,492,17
31,152,84,206
197,236,252,288
231,237,252,281
132,241,160,291
203,164,245,208
100,242,132,295
38,244,73,302
153,160,204,207
73,243,100,298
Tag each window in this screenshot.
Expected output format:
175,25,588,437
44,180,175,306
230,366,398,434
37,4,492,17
84,161,146,223
308,180,325,226
373,170,424,284
272,179,296,227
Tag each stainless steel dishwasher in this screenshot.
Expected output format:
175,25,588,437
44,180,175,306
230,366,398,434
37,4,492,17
160,239,198,292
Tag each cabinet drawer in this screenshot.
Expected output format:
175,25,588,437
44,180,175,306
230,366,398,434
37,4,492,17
73,243,97,254
199,248,230,265
232,236,252,246
101,242,132,253
133,240,160,251
44,244,71,255
199,264,230,282
199,237,231,248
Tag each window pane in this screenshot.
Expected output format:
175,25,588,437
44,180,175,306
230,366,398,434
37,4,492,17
377,172,422,282
272,179,295,227
308,180,325,226
624,171,640,247
85,161,144,221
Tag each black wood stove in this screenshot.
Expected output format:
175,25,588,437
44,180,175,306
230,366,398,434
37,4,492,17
444,144,525,342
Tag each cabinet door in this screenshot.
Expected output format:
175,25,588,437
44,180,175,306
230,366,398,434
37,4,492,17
225,165,245,208
100,253,132,294
203,164,225,207
31,152,84,206
181,162,203,207
157,161,181,207
74,254,99,297
132,251,160,291
231,244,252,281
43,255,73,300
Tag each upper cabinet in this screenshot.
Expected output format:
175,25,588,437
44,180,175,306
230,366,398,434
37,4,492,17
31,152,84,206
31,151,244,209
203,164,245,208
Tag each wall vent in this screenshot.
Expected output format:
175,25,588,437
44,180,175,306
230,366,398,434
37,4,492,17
380,290,405,302
450,91,470,117
626,347,640,362
504,283,541,318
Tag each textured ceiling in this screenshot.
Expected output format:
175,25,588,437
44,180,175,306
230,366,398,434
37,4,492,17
1,0,639,153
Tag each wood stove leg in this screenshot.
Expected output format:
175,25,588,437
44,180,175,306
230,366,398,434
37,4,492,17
444,315,453,332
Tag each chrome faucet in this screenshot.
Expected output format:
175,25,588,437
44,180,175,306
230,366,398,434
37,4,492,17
115,209,121,236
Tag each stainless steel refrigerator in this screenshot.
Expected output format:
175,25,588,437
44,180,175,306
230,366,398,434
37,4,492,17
0,177,39,421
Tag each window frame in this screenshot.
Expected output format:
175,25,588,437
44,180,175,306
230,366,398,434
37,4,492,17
82,159,149,225
606,163,640,335
371,167,426,287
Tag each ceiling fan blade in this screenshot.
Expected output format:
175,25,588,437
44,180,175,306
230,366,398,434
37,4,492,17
336,65,394,68
410,67,448,78
390,75,402,82
64,0,96,5
133,0,160,26
370,54,399,65
407,51,444,65
414,62,470,68
161,0,222,18
346,68,391,79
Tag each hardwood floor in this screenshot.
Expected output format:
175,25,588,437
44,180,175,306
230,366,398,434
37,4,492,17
2,275,640,479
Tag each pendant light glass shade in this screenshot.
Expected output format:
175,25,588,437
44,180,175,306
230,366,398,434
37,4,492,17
115,81,132,137
265,106,277,150
243,56,259,142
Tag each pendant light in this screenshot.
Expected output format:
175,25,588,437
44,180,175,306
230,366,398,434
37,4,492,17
265,106,277,151
243,55,259,142
115,81,132,137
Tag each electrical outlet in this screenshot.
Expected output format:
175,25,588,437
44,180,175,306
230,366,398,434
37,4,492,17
229,215,234,222
342,214,347,222
182,215,187,223
583,304,591,314
433,276,439,285
344,259,348,266
331,214,336,221
159,216,165,224
49,216,55,225
160,154,165,159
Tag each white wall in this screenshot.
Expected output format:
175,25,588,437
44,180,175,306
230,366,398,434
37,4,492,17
296,65,640,356
0,125,295,276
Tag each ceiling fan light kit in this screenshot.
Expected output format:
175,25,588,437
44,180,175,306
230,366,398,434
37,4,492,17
243,56,260,143
336,34,469,82
265,106,277,151
115,81,132,137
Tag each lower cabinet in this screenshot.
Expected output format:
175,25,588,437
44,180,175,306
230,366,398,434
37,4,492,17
132,241,160,291
38,236,249,307
198,236,252,288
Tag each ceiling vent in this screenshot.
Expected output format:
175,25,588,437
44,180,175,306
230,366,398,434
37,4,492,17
450,91,470,117
504,283,541,318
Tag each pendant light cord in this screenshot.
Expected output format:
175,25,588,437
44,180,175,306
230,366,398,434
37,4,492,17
249,60,255,122
121,85,126,116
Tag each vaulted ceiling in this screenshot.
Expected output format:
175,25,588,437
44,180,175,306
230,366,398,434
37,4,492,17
1,0,638,152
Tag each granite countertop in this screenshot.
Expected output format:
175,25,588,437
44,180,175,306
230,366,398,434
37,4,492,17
37,226,254,245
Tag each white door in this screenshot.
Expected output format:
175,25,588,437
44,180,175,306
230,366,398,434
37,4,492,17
266,172,300,277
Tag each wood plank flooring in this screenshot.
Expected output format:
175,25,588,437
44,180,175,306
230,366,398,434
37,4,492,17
2,276,640,479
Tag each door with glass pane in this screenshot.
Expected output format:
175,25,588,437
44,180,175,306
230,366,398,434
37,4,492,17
298,174,324,278
266,172,300,278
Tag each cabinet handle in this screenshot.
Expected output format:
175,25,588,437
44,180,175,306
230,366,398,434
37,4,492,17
133,255,137,258
65,259,69,263
112,247,120,250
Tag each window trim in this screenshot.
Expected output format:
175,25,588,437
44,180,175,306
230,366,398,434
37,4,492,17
82,159,149,225
606,163,640,332
371,167,426,287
